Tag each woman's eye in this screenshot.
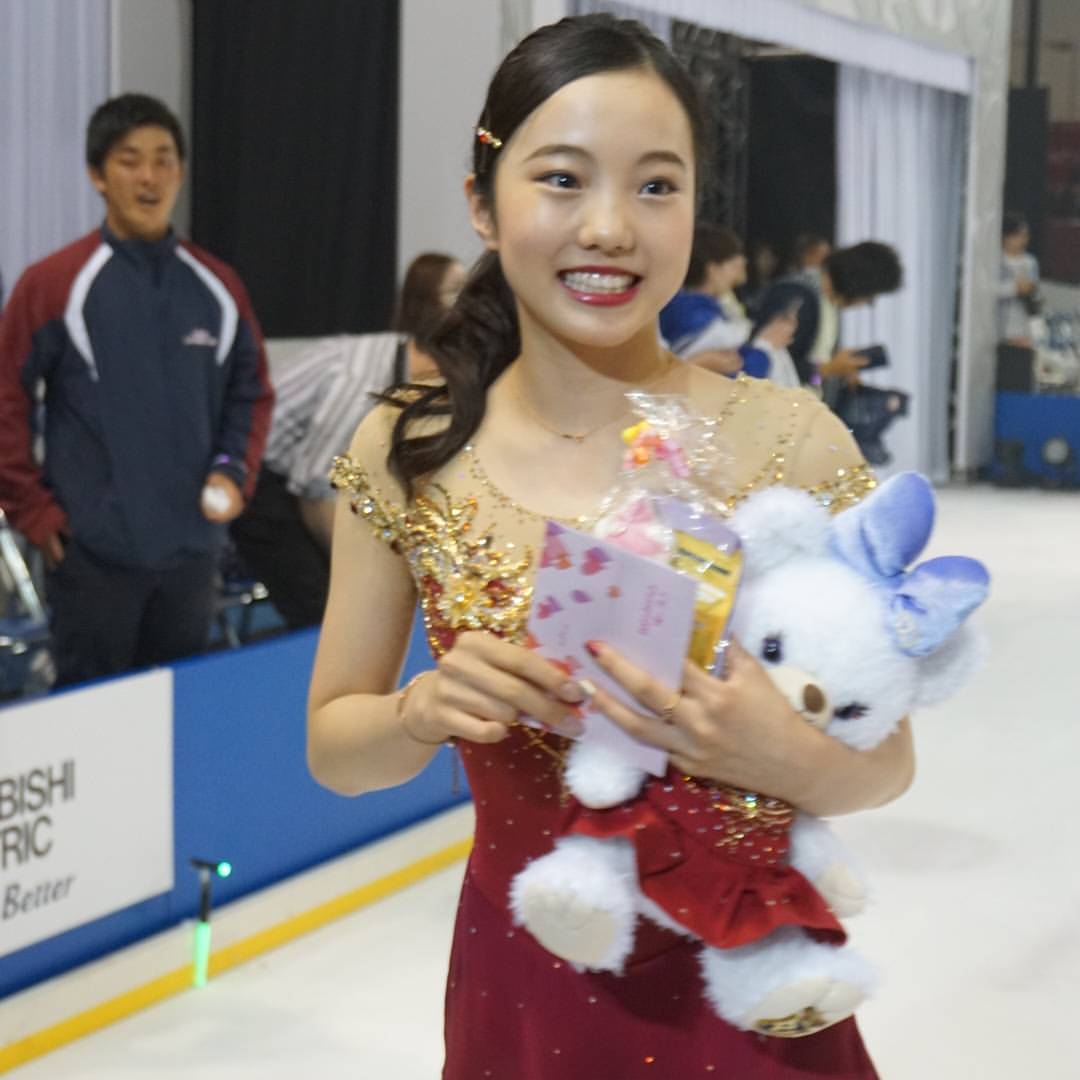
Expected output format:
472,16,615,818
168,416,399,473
641,178,677,196
538,172,578,190
834,704,868,721
761,636,783,663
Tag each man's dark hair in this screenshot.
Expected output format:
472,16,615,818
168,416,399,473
824,241,903,304
1001,212,1028,239
793,232,830,265
684,223,743,288
86,93,186,171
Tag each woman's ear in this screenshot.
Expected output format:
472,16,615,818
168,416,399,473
465,174,498,251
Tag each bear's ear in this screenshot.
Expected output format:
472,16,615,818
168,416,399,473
831,471,935,580
914,623,989,708
730,486,831,578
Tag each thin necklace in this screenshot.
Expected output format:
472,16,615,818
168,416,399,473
513,357,675,443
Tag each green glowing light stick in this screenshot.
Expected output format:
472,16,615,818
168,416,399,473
190,859,232,987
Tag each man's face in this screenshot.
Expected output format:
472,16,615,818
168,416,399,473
805,241,831,268
839,296,872,311
89,124,183,241
1003,227,1029,256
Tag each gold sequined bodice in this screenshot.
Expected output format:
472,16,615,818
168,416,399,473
330,376,875,659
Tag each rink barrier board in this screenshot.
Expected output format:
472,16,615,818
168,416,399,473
1,617,463,999
0,807,475,1071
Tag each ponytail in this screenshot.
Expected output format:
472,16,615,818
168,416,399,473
379,251,519,499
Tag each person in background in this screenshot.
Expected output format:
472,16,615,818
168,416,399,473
0,93,272,687
738,238,780,316
997,212,1040,348
229,252,465,629
755,240,903,386
1052,171,1080,219
791,231,831,288
659,223,797,382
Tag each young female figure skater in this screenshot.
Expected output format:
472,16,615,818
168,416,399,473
309,15,911,1077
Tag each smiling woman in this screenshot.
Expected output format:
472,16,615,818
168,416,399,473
307,13,906,1078
470,67,694,358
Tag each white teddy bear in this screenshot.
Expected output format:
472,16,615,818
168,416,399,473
510,472,989,1037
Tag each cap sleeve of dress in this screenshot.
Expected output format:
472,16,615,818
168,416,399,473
785,392,878,513
328,402,410,551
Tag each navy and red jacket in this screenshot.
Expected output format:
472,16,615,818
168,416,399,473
0,225,273,570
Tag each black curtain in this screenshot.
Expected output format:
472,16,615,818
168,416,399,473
1004,87,1049,261
191,0,399,337
671,21,751,235
746,57,836,267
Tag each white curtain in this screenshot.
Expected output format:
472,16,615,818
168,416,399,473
568,0,672,39
836,66,967,482
0,0,110,304
564,0,971,95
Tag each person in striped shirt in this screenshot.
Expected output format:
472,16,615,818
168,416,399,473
230,253,464,628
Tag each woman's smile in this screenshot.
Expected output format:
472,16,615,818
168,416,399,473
558,265,643,305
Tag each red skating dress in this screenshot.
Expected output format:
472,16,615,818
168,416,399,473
331,379,882,1079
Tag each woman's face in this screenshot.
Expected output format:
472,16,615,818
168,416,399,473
470,67,696,352
708,254,747,296
754,246,778,278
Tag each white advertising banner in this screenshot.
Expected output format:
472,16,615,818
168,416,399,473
0,669,174,958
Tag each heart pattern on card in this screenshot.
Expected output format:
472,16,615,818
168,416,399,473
526,521,696,778
582,547,611,576
541,528,571,569
537,596,563,620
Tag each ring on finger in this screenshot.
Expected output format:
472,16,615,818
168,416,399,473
659,689,683,724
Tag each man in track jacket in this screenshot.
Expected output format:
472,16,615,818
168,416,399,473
0,94,273,686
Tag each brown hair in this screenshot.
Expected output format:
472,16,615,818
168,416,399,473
392,252,458,348
684,223,743,288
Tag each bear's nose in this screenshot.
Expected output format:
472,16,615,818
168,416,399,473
803,684,826,714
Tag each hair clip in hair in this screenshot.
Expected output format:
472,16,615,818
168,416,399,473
475,126,503,150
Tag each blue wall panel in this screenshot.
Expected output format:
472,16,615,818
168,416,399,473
992,391,1080,484
1,617,456,999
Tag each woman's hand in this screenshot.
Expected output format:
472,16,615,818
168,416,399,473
758,312,798,350
583,639,817,796
818,349,867,387
583,639,914,815
401,631,587,746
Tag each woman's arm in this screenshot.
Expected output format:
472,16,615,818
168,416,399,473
308,410,588,796
307,481,439,796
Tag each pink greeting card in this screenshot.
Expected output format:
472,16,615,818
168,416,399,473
525,521,697,777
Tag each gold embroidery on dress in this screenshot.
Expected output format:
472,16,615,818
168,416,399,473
330,454,568,778
806,463,877,514
330,455,533,654
330,388,877,786
329,455,406,546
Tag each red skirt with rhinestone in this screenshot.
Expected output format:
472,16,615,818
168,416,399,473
561,766,846,949
443,730,878,1079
